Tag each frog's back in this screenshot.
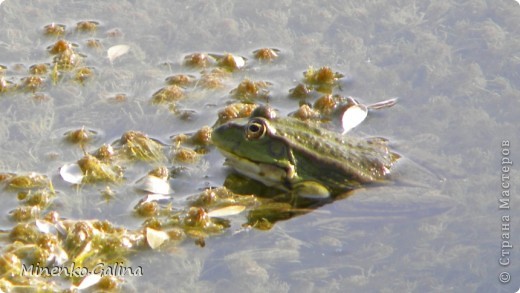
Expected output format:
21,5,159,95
275,117,399,188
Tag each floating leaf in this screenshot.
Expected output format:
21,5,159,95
146,227,169,249
107,44,130,64
207,205,246,217
341,104,368,134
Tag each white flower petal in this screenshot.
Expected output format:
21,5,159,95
341,104,368,134
107,44,130,64
74,274,102,290
146,228,170,249
207,205,246,217
59,163,84,184
135,175,173,195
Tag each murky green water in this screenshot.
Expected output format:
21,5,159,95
1,0,519,292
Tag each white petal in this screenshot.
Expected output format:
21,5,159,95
107,44,130,64
35,219,57,234
207,205,246,217
74,274,102,290
135,175,173,195
60,163,84,184
342,104,368,134
146,228,170,249
232,55,246,68
141,193,172,203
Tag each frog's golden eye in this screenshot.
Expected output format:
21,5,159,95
245,119,266,140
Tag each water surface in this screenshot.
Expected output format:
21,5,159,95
0,0,519,292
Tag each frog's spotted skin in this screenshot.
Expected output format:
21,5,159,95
212,105,399,198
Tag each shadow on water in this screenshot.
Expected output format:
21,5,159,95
222,173,342,230
221,154,453,231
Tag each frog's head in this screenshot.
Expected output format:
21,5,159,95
212,106,293,170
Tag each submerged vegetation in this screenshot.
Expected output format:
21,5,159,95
0,18,391,289
0,0,516,289
0,19,398,289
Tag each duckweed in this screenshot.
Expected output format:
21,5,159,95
0,15,430,291
117,131,166,162
253,48,280,62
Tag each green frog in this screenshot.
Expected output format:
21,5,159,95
212,106,400,198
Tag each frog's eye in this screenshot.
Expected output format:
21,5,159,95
245,119,266,140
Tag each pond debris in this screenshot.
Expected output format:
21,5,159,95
183,53,212,68
135,201,159,217
303,66,344,93
289,104,321,121
75,20,99,33
69,154,124,183
64,126,98,145
0,215,144,290
93,144,116,162
187,125,213,147
253,48,280,62
55,50,83,72
74,66,94,84
117,131,166,162
6,178,56,222
0,25,116,98
230,79,271,102
313,94,344,116
151,85,185,104
173,147,200,164
0,24,406,289
210,53,246,71
165,74,196,87
198,68,230,89
48,40,73,55
0,76,15,93
214,102,258,125
9,205,41,222
43,23,66,37
96,275,122,291
289,83,312,99
5,172,54,191
29,64,49,75
20,75,45,93
85,38,103,50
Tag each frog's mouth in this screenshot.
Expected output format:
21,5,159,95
216,149,292,190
